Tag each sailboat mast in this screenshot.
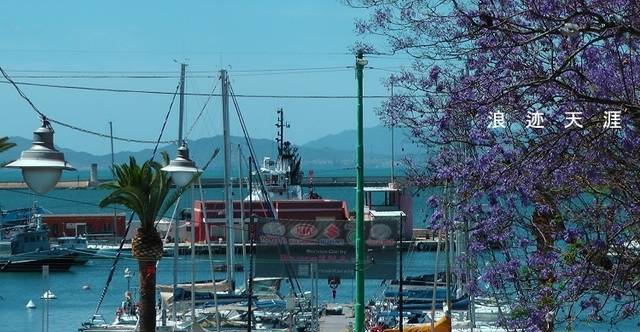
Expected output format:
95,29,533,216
390,84,395,184
173,62,187,321
247,156,255,332
276,108,284,155
238,145,248,284
178,64,186,145
109,121,117,245
444,181,452,318
399,215,404,332
221,69,235,292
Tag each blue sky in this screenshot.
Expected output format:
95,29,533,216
0,1,408,155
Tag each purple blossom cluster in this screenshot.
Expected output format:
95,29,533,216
352,0,640,330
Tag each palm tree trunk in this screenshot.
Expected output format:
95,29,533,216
131,228,163,332
138,259,157,332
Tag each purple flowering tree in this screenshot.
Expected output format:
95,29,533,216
351,1,640,331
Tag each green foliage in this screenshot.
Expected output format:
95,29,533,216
562,244,579,264
0,137,15,154
99,152,194,231
510,305,528,320
518,265,531,278
0,137,15,167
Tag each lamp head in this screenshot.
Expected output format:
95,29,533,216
5,118,74,194
161,144,201,187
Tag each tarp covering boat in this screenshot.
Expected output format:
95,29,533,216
157,279,231,294
383,315,451,332
157,277,283,310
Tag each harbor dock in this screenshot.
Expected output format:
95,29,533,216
0,180,90,190
319,304,353,332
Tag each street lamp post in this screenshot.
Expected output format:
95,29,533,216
4,118,72,332
161,63,203,324
5,117,75,194
162,137,202,325
354,50,367,332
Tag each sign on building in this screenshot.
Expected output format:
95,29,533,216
254,218,399,279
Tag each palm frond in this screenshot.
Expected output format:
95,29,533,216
159,150,170,167
0,137,16,154
101,148,217,232
100,156,173,230
158,173,201,220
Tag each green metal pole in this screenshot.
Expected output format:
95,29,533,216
354,50,367,332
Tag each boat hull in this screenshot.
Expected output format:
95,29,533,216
0,251,76,272
69,249,98,265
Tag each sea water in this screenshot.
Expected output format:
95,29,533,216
0,253,637,331
0,185,428,331
0,251,437,332
0,186,637,331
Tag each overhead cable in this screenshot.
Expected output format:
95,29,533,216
184,78,219,140
5,65,355,75
0,66,177,144
229,81,305,300
150,82,180,158
0,79,392,99
94,76,182,315
6,68,353,79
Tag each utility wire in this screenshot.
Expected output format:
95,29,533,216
93,212,135,316
94,76,180,315
6,69,354,79
227,69,353,77
1,187,391,248
0,187,128,211
0,66,176,144
4,66,400,78
8,69,214,74
0,79,392,99
232,66,351,72
54,119,175,144
150,82,180,158
7,75,207,79
0,186,356,239
0,49,355,56
184,79,218,140
0,67,46,118
5,66,355,75
229,81,306,300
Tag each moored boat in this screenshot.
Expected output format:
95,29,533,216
0,218,76,272
53,236,97,265
0,205,45,227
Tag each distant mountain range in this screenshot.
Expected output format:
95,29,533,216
4,125,423,176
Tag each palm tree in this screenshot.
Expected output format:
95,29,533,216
99,153,187,332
